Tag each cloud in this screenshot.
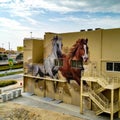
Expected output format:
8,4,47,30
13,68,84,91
0,0,11,3
49,15,120,29
0,0,120,13
0,0,120,29
0,17,31,30
0,0,45,26
10,10,39,25
22,0,120,13
49,16,79,22
0,0,120,31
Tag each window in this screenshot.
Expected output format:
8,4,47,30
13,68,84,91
106,62,120,72
54,59,58,66
77,61,83,68
106,62,113,71
54,59,63,67
114,63,120,71
59,59,63,66
71,60,83,69
71,60,76,67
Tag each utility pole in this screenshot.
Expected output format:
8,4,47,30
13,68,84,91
8,42,10,51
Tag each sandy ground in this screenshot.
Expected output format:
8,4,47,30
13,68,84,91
0,80,86,120
0,102,86,120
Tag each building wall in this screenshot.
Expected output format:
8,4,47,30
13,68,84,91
24,38,44,63
23,28,120,108
101,28,120,77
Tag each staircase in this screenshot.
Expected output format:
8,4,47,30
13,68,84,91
95,109,103,115
86,87,110,112
81,63,120,120
93,83,106,94
95,86,106,94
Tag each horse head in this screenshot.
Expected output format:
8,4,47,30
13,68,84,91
52,35,63,58
80,38,88,62
70,38,88,62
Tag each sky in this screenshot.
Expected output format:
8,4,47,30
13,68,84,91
0,0,120,50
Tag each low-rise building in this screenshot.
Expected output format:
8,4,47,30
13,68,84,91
23,28,120,120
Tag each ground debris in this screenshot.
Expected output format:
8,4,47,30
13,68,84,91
0,102,84,120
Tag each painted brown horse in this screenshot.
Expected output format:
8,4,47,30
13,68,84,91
59,38,88,85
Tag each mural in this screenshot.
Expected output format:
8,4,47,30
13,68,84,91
24,36,62,78
25,36,89,86
59,38,88,85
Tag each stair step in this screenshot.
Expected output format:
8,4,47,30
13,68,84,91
95,87,105,94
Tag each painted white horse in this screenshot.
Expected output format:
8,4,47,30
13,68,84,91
44,35,63,78
25,35,63,79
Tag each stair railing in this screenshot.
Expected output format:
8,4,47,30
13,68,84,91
83,63,120,87
98,93,109,105
88,88,109,108
88,87,110,108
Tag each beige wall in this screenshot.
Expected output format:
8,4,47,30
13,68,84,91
101,28,120,77
24,39,44,63
44,32,56,58
102,28,120,61
33,40,44,63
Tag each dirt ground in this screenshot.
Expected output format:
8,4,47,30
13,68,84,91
0,102,86,120
0,80,86,120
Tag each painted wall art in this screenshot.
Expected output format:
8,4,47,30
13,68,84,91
25,35,89,86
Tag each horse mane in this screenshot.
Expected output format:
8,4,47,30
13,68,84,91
68,39,81,58
51,35,62,46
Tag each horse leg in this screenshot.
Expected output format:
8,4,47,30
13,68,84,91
58,71,67,81
67,79,71,84
74,76,88,86
38,68,44,77
72,74,80,85
76,78,80,85
47,68,58,92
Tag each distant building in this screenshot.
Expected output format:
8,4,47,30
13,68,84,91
5,50,16,54
0,47,5,54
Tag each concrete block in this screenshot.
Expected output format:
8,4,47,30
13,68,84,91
7,93,12,101
17,89,22,97
1,94,7,102
12,91,17,98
